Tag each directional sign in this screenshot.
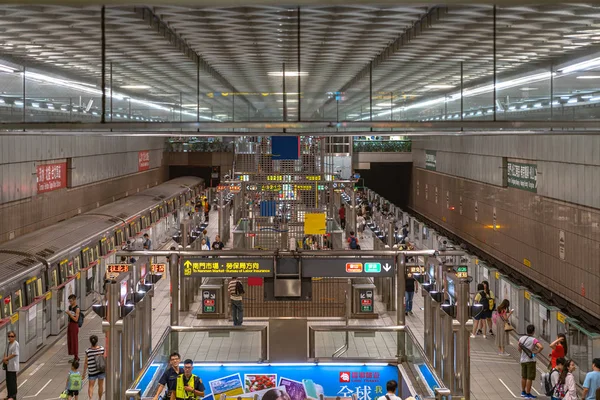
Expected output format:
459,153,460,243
303,258,395,277
182,258,273,277
456,266,468,279
151,263,166,273
107,264,131,273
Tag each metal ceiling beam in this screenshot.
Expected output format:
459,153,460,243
2,129,599,138
6,0,591,5
2,120,600,131
322,6,445,109
135,6,253,109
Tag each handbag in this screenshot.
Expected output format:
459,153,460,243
59,390,69,399
2,339,8,371
504,322,515,332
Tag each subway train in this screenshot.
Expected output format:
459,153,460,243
0,176,204,369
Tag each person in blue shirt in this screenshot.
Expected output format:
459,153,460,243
583,358,600,400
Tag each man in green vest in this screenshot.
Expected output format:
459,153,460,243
170,359,205,400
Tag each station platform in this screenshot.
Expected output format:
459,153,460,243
2,217,547,400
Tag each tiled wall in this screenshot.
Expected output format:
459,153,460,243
410,167,600,319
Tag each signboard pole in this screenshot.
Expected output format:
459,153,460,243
456,278,471,399
169,253,179,353
218,190,224,240
104,277,124,400
397,254,406,361
180,222,189,312
351,188,357,238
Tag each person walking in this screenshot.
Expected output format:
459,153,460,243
495,299,513,356
228,277,244,326
66,294,81,361
553,360,578,400
152,352,183,400
550,333,568,369
143,233,152,250
357,214,366,239
83,335,105,400
339,204,346,230
405,274,417,316
551,358,567,400
519,324,544,398
64,360,83,400
171,359,205,400
377,380,401,400
583,358,600,400
3,331,19,400
203,198,210,223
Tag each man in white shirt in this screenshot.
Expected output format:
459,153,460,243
378,380,402,400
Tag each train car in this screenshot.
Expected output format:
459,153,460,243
0,176,204,368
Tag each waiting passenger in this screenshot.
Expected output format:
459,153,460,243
481,280,496,337
549,333,568,369
339,204,346,229
143,233,152,250
202,230,210,247
471,283,486,338
553,359,577,400
494,299,513,356
171,359,205,400
3,331,19,400
83,335,105,400
66,294,81,361
228,277,244,326
152,352,183,400
519,324,544,398
357,213,366,239
200,239,210,251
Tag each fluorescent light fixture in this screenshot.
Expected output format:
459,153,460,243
576,75,600,79
375,102,393,107
0,99,4,104
534,103,542,108
32,102,40,108
268,71,308,77
121,85,151,89
276,99,299,103
509,106,516,110
559,57,600,74
424,84,455,89
0,64,17,73
476,111,482,115
14,101,23,106
581,95,593,99
520,87,538,91
567,98,578,103
47,104,54,110
487,109,494,113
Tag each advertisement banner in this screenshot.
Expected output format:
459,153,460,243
507,161,537,193
36,162,67,194
138,364,399,400
138,150,150,171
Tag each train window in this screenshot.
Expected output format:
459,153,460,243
130,220,138,236
36,279,43,297
109,236,115,252
59,262,68,283
68,261,75,277
74,256,81,271
94,245,100,261
50,269,58,288
150,209,158,224
81,248,92,268
86,268,95,295
99,238,108,257
25,278,36,305
2,296,12,317
115,229,122,246
13,290,22,310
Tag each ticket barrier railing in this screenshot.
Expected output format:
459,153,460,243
308,325,449,400
125,325,269,400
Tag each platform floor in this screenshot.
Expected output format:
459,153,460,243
1,219,548,400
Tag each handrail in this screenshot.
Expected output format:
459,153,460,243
127,325,269,397
117,249,464,257
311,325,406,332
404,326,446,391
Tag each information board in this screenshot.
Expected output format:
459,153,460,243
107,263,131,273
303,258,395,277
358,288,374,313
151,263,166,273
507,161,537,193
456,266,468,279
182,258,274,277
202,289,218,313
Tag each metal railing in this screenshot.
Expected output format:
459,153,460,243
125,325,268,400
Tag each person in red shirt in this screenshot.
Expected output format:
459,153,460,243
549,333,568,368
339,204,346,229
347,231,360,250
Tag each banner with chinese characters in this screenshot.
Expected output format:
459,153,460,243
507,161,537,193
182,258,274,277
138,150,150,171
137,364,399,400
425,150,437,171
36,162,67,194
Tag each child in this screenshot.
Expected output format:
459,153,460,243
65,360,82,399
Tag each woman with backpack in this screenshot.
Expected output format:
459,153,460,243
83,335,105,400
494,299,513,356
552,359,577,400
471,283,487,338
549,333,568,369
481,280,496,337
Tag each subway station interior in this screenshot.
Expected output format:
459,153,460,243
0,0,599,399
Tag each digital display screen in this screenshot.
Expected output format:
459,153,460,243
107,264,130,273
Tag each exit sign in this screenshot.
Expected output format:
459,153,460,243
456,266,468,279
364,263,381,273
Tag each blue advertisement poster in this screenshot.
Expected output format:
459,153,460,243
140,363,399,400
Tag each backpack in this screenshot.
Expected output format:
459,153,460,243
77,307,84,328
349,237,358,249
68,372,82,391
553,382,567,399
235,281,245,296
541,369,558,396
477,291,488,309
94,353,106,373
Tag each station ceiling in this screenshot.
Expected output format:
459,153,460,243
1,3,600,123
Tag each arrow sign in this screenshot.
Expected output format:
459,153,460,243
383,263,392,272
184,260,192,267
360,293,366,298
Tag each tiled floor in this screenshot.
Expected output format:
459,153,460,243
5,217,549,400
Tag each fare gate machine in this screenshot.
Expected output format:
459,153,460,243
417,256,476,399
95,269,155,400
